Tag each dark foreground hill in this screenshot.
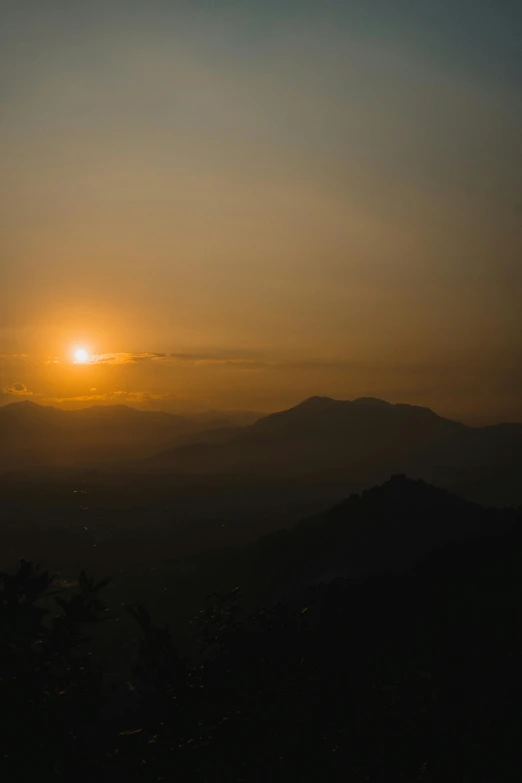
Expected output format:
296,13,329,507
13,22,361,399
154,396,522,506
146,475,519,620
1,477,521,781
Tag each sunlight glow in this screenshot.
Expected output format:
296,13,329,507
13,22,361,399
74,348,89,364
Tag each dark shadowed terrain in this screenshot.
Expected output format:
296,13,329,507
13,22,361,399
1,398,522,780
2,476,522,781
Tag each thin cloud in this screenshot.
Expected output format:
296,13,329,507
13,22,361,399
1,349,357,370
43,390,174,405
86,352,285,369
1,381,34,398
44,394,106,403
91,352,166,365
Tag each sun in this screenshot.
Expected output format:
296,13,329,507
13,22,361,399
74,348,89,364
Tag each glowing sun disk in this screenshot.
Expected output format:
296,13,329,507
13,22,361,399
74,348,89,364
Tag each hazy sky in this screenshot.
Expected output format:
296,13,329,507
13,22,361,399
1,1,521,422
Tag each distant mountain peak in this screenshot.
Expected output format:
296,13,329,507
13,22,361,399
295,396,338,409
2,400,58,415
351,397,390,406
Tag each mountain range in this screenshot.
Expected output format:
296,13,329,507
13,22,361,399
0,400,260,469
154,396,522,506
2,396,521,507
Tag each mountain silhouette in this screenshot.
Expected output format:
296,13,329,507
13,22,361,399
0,401,253,469
153,396,522,506
185,474,518,610
3,397,522,507
157,395,463,466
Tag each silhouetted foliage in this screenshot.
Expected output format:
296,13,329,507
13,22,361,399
0,561,109,778
2,482,522,781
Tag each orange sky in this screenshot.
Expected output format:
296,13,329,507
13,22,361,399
1,2,521,424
